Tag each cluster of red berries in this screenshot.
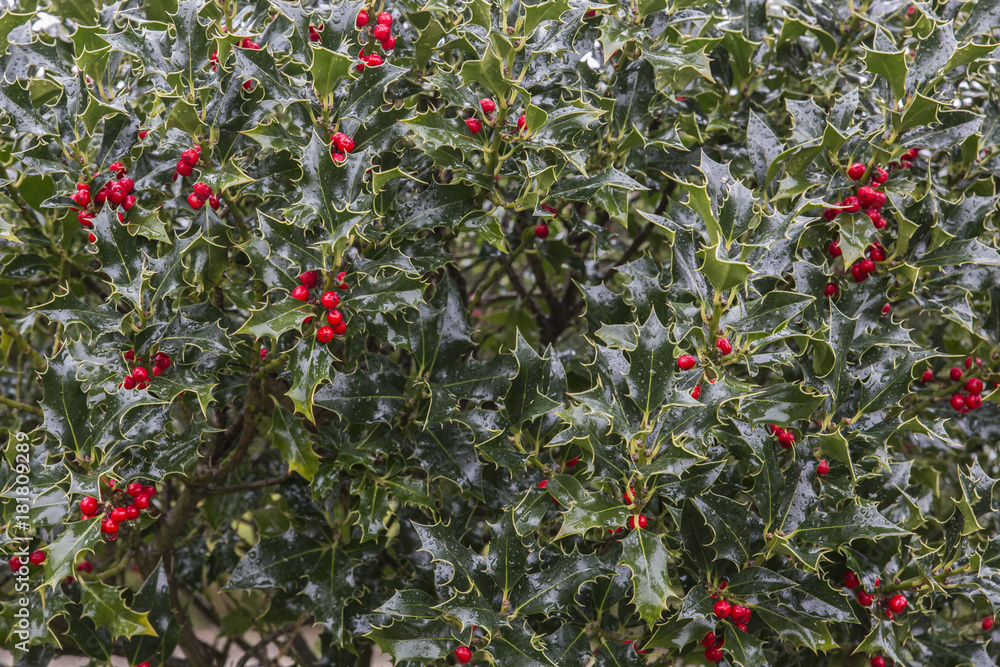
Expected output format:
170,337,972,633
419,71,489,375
121,350,171,391
843,570,907,619
186,181,219,210
455,646,472,664
290,270,350,343
921,356,988,413
172,144,202,181
330,131,356,163
8,549,46,574
824,240,886,295
355,10,394,70
768,423,796,449
700,630,725,663
70,161,138,241
80,479,157,541
823,161,891,228
713,598,753,630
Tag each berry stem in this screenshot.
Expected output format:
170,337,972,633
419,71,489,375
880,562,976,594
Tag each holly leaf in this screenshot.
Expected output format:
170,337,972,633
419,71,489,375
78,581,157,640
619,529,675,626
270,401,320,481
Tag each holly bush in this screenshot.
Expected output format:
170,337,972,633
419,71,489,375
3,0,1000,665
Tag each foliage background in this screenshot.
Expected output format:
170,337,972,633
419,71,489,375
2,0,1000,665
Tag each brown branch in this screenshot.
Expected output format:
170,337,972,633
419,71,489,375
204,470,294,496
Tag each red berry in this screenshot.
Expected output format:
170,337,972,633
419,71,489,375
109,184,126,206
88,233,97,243
208,194,220,210
857,590,873,606
817,459,829,475
181,149,199,166
701,632,716,647
332,153,346,162
142,485,156,497
905,147,919,160
860,259,875,274
951,394,966,411
128,482,143,497
888,594,907,614
871,658,885,667
921,370,934,383
259,347,268,359
777,431,795,448
29,550,46,565
109,161,126,174
851,263,868,283
373,24,390,40
705,646,723,662
480,98,496,114
736,622,748,632
317,326,335,343
534,223,549,239
292,285,310,301
677,355,697,370
193,182,212,200
824,283,838,297
623,488,634,504
842,196,860,213
634,514,647,529
966,378,984,394
125,504,139,521
844,570,860,589
691,385,701,399
857,186,876,207
336,271,348,289
134,494,150,510
565,456,578,467
187,193,206,210
847,162,866,180
122,375,136,390
881,303,891,316
367,54,383,66
950,367,964,381
136,662,150,667
326,309,343,327
122,194,137,211
356,60,365,72
72,189,91,207
101,517,119,537
124,350,135,362
9,556,23,572
243,80,254,91
517,114,526,130
382,35,396,50
716,338,732,355
538,479,548,489
118,177,134,193
377,11,392,25
455,646,472,664
871,166,888,185
132,366,148,383
319,291,339,309
309,25,321,42
356,10,369,27
111,507,128,523
299,271,319,287
828,240,842,257
731,605,751,624
984,618,995,631
713,600,731,619
965,394,983,410
176,160,193,177
339,136,355,153
871,191,887,209
138,129,149,139
465,118,482,134
965,356,981,369
77,560,92,573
